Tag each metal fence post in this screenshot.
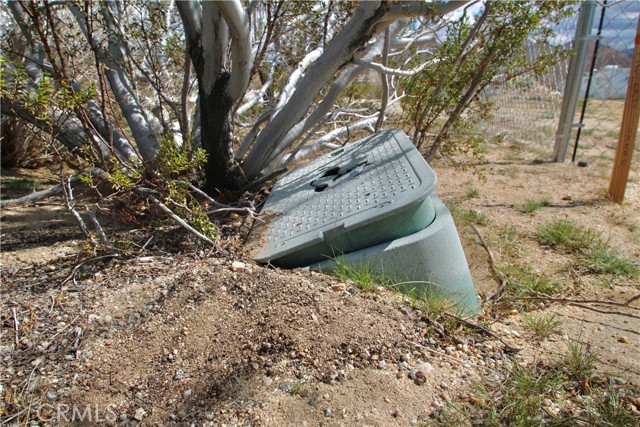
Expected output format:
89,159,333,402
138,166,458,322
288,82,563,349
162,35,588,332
553,0,598,163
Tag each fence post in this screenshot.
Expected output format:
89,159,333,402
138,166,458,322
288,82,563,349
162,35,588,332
553,0,597,163
608,17,640,204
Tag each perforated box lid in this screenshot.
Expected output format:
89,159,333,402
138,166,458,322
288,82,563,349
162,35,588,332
254,129,438,267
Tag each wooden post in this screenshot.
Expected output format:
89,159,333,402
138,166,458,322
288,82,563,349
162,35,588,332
608,18,640,204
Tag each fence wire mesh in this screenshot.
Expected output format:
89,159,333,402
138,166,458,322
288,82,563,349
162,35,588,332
481,0,639,165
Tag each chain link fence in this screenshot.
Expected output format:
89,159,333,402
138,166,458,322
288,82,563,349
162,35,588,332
481,0,639,165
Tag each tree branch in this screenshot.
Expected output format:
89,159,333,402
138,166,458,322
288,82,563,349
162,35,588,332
217,0,252,102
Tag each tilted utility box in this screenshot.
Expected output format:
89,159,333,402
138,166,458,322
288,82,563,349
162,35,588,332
252,129,479,314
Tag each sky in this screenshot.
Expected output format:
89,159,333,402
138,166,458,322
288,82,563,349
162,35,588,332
445,0,639,53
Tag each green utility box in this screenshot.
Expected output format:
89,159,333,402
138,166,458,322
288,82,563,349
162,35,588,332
253,129,479,314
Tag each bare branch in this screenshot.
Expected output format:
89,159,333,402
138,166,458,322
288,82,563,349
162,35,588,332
353,57,434,77
217,0,253,102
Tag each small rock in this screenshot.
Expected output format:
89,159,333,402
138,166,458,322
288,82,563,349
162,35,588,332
414,371,427,386
102,315,113,325
133,408,146,421
391,408,401,418
577,160,589,168
231,261,246,271
134,392,143,400
324,408,333,417
183,389,192,398
408,368,416,380
278,383,292,393
618,336,629,344
418,362,434,374
46,391,57,400
378,360,387,370
331,283,346,292
174,369,185,380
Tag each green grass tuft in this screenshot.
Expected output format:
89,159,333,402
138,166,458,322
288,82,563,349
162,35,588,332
523,313,562,339
583,247,639,277
503,265,560,297
536,220,601,253
332,258,390,292
518,199,550,214
564,340,600,384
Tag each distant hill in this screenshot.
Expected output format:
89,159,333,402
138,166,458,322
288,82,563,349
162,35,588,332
589,43,632,68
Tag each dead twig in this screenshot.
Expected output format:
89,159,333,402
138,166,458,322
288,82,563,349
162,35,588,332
86,204,111,247
624,293,640,306
189,183,263,221
12,307,19,348
60,174,96,244
469,223,508,302
443,313,522,353
512,296,640,312
150,197,230,256
567,303,640,319
61,254,118,285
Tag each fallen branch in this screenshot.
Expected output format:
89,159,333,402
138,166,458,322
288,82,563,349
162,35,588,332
0,167,105,208
61,175,95,245
469,223,508,302
512,296,640,312
624,293,640,306
150,197,230,256
62,254,119,285
568,303,640,320
12,307,19,348
443,313,522,353
87,205,111,247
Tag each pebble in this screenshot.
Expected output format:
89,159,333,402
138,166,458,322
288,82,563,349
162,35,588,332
231,261,246,271
391,408,401,418
618,336,629,344
133,408,146,421
418,362,434,374
414,371,426,386
174,369,185,380
378,360,387,370
183,389,192,398
331,283,346,292
324,408,333,417
102,315,113,325
46,391,57,400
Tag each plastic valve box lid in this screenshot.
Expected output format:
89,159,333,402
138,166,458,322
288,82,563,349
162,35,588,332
254,129,438,267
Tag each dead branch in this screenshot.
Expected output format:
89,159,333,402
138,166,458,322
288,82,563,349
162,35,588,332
61,254,119,285
512,296,640,312
150,196,230,256
61,175,95,244
86,205,111,247
568,303,640,320
624,293,640,306
0,167,105,208
469,223,508,302
188,183,233,208
12,307,19,348
443,312,522,353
